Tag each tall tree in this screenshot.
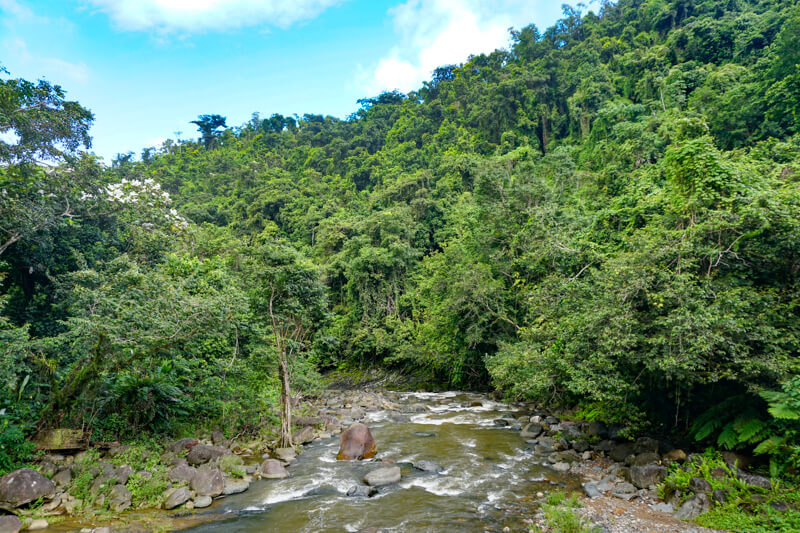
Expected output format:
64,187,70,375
247,243,327,447
190,114,227,149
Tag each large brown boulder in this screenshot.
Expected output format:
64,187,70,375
0,469,55,510
336,423,377,460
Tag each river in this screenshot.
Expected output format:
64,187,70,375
177,391,575,533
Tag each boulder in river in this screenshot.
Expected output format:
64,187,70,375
413,460,443,473
0,469,55,509
260,459,289,479
222,478,250,495
294,426,315,445
347,485,378,498
336,423,377,460
364,466,401,487
194,495,213,508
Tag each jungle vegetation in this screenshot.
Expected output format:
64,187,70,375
2,0,799,479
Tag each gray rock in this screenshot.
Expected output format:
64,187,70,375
260,459,289,479
583,482,601,499
187,444,229,466
167,438,199,454
712,489,728,504
653,502,674,513
572,440,590,453
412,461,443,473
273,448,297,464
596,475,616,493
38,461,58,478
739,473,772,490
633,452,660,466
194,495,212,508
364,466,401,487
612,482,637,500
0,515,22,533
552,462,570,472
52,468,72,488
674,493,711,520
113,465,134,486
169,465,198,484
109,484,132,512
26,519,48,530
190,469,224,497
634,437,659,454
520,423,543,439
222,478,250,495
630,465,668,489
211,431,224,445
294,426,315,445
347,485,377,497
0,469,56,509
689,477,712,494
163,487,191,510
609,443,635,463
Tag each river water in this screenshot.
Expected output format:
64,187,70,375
180,391,575,533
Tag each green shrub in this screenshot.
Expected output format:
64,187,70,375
0,420,34,474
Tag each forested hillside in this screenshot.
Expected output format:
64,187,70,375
2,0,799,479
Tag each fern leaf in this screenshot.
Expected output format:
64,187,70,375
753,436,784,456
767,403,800,420
717,424,739,449
733,416,767,442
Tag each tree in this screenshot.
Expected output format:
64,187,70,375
247,243,327,447
190,114,227,149
0,67,93,165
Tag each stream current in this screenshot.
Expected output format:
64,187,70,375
182,391,576,533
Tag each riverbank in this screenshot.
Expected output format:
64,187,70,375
1,388,796,532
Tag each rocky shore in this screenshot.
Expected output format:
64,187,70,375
0,389,785,532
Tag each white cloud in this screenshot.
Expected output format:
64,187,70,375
364,0,566,94
85,0,345,32
2,38,90,85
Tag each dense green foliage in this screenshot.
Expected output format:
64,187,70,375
2,0,799,480
660,449,800,531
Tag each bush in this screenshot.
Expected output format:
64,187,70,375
0,420,35,474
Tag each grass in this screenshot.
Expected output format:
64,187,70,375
533,491,601,533
659,449,800,532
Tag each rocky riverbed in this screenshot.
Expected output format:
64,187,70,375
0,389,777,532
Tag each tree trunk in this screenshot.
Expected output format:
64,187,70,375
278,353,293,448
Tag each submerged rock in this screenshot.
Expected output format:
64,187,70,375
336,423,377,460
412,460,443,473
347,485,378,498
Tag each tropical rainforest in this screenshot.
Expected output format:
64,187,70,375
2,0,800,481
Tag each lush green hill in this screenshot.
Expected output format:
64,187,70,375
2,0,799,477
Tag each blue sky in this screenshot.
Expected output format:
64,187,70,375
1,0,578,161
